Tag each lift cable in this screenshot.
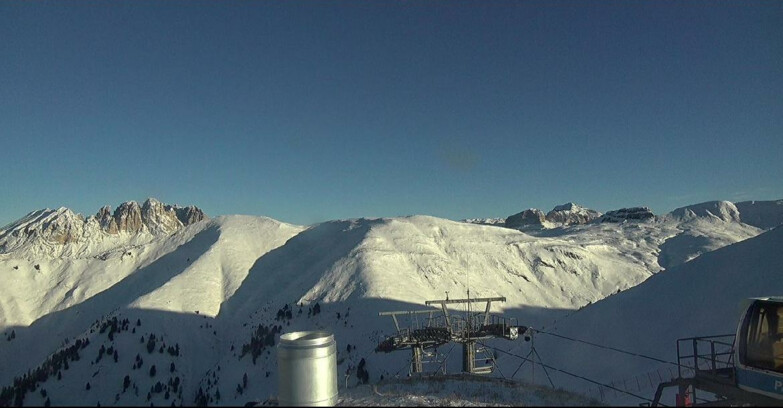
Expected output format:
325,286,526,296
434,343,457,375
533,328,681,367
482,343,662,405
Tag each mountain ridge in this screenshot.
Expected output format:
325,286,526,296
0,198,206,258
0,198,780,406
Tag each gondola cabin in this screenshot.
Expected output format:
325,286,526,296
735,297,783,400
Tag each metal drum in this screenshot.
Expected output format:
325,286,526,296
277,331,338,406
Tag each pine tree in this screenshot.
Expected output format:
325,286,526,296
242,372,248,389
150,365,156,377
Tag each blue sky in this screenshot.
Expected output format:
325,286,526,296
1,1,781,226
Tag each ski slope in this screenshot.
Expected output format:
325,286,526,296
0,199,779,406
496,226,783,405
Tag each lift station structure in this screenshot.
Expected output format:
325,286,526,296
375,295,526,375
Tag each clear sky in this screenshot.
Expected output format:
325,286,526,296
1,1,781,227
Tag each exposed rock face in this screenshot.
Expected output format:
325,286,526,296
113,201,144,234
600,207,655,223
141,198,182,235
462,217,506,226
38,208,84,245
96,205,119,234
0,208,85,251
91,199,208,235
174,206,207,226
545,203,602,225
505,209,546,228
0,198,207,254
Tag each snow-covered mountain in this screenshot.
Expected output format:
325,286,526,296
545,203,602,226
513,225,783,405
0,198,206,258
0,198,780,406
666,200,741,223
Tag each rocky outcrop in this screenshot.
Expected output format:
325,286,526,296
174,206,207,226
92,199,208,235
0,198,207,254
545,203,602,225
462,217,506,226
600,207,655,223
114,201,144,234
141,199,182,235
505,209,546,228
96,206,119,234
0,208,86,251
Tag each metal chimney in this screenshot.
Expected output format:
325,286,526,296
277,331,338,406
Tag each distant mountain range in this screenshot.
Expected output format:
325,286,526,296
0,198,780,406
464,199,783,230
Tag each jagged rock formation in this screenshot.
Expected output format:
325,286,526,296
174,205,206,226
113,201,144,233
461,217,506,226
505,208,546,228
0,199,207,255
599,207,655,223
93,198,206,235
545,203,602,225
96,206,119,234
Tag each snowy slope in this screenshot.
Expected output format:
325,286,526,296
735,199,783,229
0,215,305,406
0,199,777,407
1,214,658,406
500,226,783,405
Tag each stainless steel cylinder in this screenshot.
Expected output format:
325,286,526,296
277,331,338,406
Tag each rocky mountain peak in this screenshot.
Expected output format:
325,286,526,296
545,202,602,225
505,208,546,229
0,199,207,255
140,198,182,234
173,206,207,226
96,205,118,234
600,207,655,223
113,201,144,233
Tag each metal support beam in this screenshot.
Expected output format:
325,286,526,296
442,304,451,334
425,297,506,306
463,341,476,373
377,293,518,377
412,345,423,374
379,310,440,316
391,315,400,333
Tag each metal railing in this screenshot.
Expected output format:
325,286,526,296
676,334,736,380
